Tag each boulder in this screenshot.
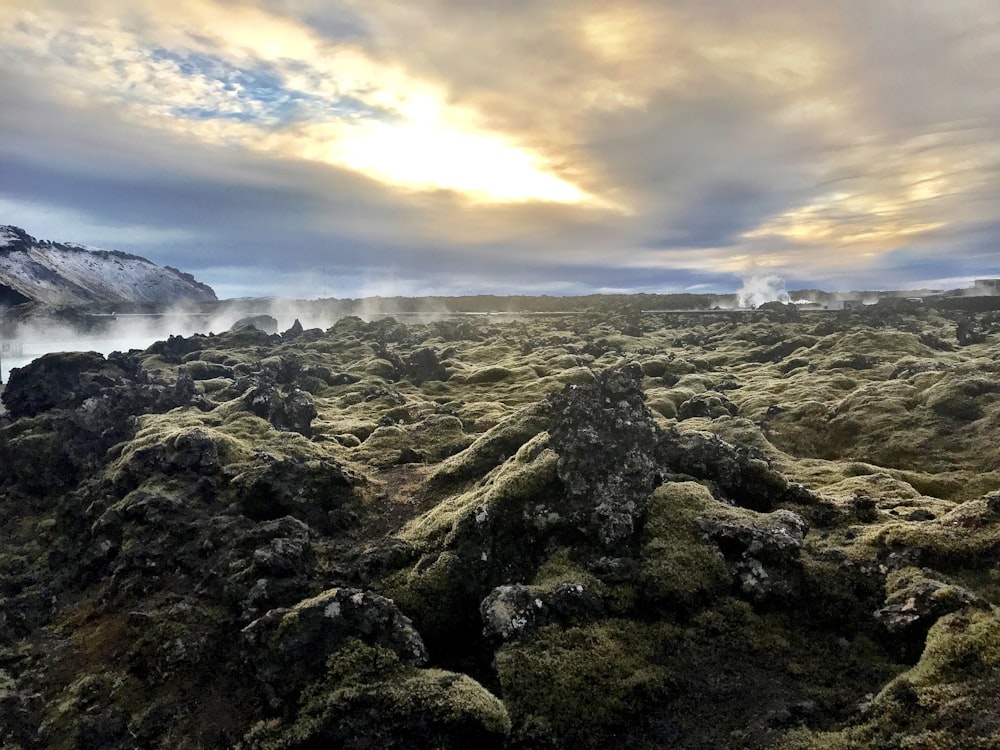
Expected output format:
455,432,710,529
677,392,739,420
241,587,428,708
660,429,798,511
875,566,987,661
695,509,809,601
548,363,664,549
2,351,132,419
404,347,449,384
241,640,510,750
230,456,363,533
231,315,278,334
244,383,317,436
480,582,604,643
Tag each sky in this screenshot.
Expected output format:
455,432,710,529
2,0,1000,299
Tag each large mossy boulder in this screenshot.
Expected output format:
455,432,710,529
242,588,430,710
243,640,510,750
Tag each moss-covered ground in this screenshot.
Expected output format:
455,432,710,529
1,300,999,748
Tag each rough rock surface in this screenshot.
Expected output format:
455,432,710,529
480,582,604,643
548,362,664,549
695,509,809,600
242,587,429,708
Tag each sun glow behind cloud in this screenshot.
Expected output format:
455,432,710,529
0,1,597,208
330,121,588,204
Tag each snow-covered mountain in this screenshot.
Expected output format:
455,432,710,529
0,225,216,307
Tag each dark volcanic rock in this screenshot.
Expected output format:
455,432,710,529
660,429,798,511
244,383,317,436
0,352,206,492
875,566,987,661
241,638,509,750
480,582,604,643
145,334,207,364
6,298,1000,750
695,509,809,601
677,391,739,420
231,314,278,334
242,587,429,709
282,318,305,337
231,456,363,533
548,363,664,549
404,346,450,384
268,387,317,435
2,351,129,419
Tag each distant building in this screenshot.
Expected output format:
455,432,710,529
827,299,864,310
973,279,1000,295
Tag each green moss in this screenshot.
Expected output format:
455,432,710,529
637,482,729,610
425,401,551,490
862,494,1000,569
406,430,556,549
547,366,595,386
380,551,473,640
640,356,698,378
909,607,1000,684
784,608,1000,749
461,366,515,384
494,620,667,750
352,413,471,468
244,640,509,750
532,548,601,590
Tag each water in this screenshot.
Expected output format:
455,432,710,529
1,334,168,383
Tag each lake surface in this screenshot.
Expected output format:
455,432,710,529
1,333,170,383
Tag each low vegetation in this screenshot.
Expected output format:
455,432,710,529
1,301,999,748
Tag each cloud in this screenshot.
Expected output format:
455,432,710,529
1,0,999,297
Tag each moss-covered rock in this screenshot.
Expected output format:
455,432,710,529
243,640,509,750
4,299,1000,749
785,608,1000,749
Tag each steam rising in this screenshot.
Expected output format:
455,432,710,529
737,274,789,309
0,297,465,382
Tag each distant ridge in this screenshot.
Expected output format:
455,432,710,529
0,225,216,307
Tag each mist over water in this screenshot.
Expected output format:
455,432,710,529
2,314,204,383
0,297,469,382
1,303,307,382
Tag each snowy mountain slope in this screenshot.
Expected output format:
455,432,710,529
0,225,216,306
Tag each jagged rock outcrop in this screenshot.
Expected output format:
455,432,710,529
0,351,208,491
548,363,665,549
230,457,363,533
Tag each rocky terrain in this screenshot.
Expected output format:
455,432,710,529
0,226,216,308
2,298,1000,748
